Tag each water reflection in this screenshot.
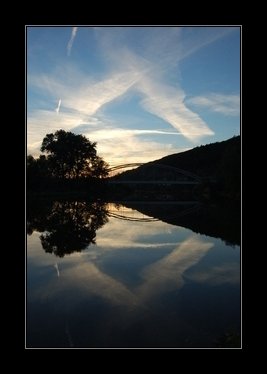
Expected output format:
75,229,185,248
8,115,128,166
27,200,108,257
27,200,240,347
137,237,213,301
27,199,240,256
124,201,240,246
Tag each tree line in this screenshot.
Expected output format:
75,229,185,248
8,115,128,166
27,130,109,190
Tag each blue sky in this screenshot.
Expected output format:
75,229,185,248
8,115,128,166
27,26,240,165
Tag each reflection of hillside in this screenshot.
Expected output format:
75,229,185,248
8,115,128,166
27,199,109,257
123,202,240,246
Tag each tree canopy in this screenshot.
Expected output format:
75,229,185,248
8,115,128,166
38,130,108,179
27,130,109,192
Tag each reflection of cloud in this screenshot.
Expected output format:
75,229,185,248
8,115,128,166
63,262,138,307
28,205,230,311
29,235,212,310
97,213,180,250
31,260,138,309
188,263,240,285
137,237,213,301
29,235,213,312
54,263,60,277
27,201,240,347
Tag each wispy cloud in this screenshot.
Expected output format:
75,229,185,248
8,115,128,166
85,127,183,140
28,27,237,162
178,27,237,62
93,28,217,141
85,128,187,165
27,109,85,156
28,68,186,160
139,78,214,142
27,103,185,161
67,27,78,56
186,94,240,116
55,98,61,114
29,69,143,117
64,70,143,116
93,26,236,68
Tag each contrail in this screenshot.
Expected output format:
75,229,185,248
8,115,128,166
54,263,60,277
55,99,61,114
67,27,78,56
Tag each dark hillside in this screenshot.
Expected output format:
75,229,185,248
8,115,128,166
154,135,240,178
112,136,240,200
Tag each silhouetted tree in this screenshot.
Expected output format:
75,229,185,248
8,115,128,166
40,130,108,179
27,199,109,257
27,154,51,189
91,156,109,178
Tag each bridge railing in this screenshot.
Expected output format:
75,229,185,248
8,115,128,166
107,162,202,182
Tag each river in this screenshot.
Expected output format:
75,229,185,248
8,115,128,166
27,200,240,348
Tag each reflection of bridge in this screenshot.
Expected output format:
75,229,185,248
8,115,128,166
107,211,159,222
107,203,158,222
107,163,202,184
107,203,201,222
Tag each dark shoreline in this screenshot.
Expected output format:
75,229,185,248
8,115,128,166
27,192,240,247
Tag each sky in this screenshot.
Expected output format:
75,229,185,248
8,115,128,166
27,26,240,166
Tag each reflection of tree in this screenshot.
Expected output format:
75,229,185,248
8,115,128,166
27,200,109,257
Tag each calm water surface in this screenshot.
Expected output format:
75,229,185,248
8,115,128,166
27,200,240,348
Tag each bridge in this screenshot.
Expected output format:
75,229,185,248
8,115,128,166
107,162,202,184
108,163,144,173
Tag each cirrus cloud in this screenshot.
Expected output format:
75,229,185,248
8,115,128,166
186,93,240,116
28,26,238,163
67,26,78,56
